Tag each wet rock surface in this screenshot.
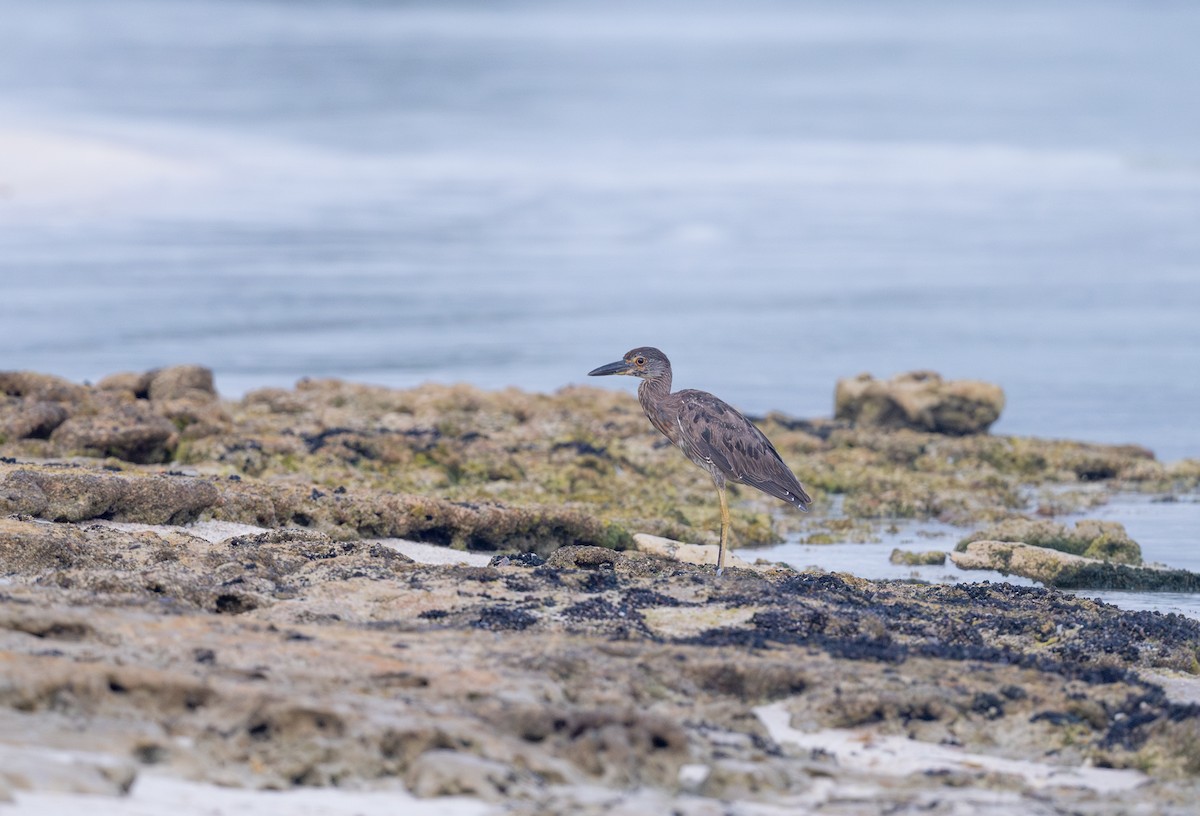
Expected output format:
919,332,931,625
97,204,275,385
954,540,1200,591
961,518,1144,564
0,369,1199,812
952,517,1200,590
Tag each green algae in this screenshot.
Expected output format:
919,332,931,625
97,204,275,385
889,548,947,566
957,519,1142,565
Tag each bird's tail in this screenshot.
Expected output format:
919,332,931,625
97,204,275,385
786,488,812,513
749,478,811,512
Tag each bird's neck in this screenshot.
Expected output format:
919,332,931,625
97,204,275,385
637,371,672,406
638,371,680,444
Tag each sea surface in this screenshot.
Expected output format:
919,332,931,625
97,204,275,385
0,1,1197,613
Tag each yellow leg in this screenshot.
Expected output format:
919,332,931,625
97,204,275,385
717,483,731,576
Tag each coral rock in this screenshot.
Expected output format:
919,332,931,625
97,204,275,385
0,400,69,440
0,371,88,404
889,548,947,566
958,518,1141,564
95,371,155,397
50,402,178,463
0,469,219,524
952,540,1200,591
147,365,218,403
835,370,1005,435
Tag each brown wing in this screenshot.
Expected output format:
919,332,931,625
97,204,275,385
675,390,811,511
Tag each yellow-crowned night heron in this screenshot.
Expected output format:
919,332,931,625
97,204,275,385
589,347,810,574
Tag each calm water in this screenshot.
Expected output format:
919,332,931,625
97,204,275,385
1,1,1197,611
768,495,1200,619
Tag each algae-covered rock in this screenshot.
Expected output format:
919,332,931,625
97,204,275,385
835,370,1004,435
50,401,178,463
95,370,156,396
146,366,230,439
0,400,69,441
0,372,85,446
146,365,218,403
0,463,628,556
952,540,1200,591
2,367,226,461
0,371,88,404
0,517,412,610
96,365,217,404
889,548,946,566
0,366,1178,546
0,468,219,524
958,518,1142,564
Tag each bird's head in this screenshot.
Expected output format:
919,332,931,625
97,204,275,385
588,347,670,380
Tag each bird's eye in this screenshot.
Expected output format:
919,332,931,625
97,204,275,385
634,356,646,366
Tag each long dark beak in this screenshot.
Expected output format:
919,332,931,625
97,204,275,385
588,359,632,377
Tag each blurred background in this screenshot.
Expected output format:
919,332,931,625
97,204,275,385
2,0,1198,459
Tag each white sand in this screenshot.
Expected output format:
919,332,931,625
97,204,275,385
755,701,1148,794
1139,670,1200,706
375,539,493,566
7,773,496,816
85,518,273,543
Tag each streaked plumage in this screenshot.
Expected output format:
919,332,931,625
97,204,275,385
588,346,811,573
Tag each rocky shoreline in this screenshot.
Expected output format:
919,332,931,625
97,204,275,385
2,366,1200,813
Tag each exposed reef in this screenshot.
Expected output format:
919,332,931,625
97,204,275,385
1,367,1199,812
4,366,1196,550
3,529,1200,812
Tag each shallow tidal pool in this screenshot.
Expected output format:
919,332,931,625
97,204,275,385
766,494,1200,621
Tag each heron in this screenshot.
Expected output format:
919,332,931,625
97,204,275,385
588,347,811,574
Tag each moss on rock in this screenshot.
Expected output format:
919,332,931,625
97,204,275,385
952,540,1200,591
958,518,1142,565
889,548,947,566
